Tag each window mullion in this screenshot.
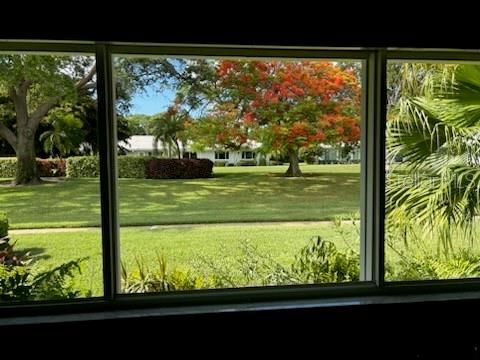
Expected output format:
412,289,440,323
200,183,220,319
96,43,121,299
361,50,386,285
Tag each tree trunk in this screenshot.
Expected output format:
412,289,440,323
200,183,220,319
174,139,182,159
13,127,41,185
285,149,302,177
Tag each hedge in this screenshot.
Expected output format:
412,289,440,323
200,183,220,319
1,156,212,179
117,156,146,178
0,212,8,239
66,156,146,178
0,158,16,178
37,159,66,177
66,156,100,178
146,158,213,179
0,158,66,178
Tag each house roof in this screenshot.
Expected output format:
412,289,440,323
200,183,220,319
119,136,159,152
119,135,262,152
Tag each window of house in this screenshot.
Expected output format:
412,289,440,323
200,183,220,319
183,152,197,159
241,151,256,159
215,151,229,160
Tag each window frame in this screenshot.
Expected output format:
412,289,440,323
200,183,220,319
214,151,229,160
3,40,480,318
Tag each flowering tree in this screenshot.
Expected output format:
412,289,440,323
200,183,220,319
211,60,361,176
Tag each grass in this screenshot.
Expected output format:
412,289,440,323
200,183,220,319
0,164,360,229
12,222,360,296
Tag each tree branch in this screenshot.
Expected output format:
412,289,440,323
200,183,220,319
75,64,96,90
29,98,60,129
0,121,17,152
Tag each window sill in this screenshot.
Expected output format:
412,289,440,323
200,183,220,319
2,289,480,327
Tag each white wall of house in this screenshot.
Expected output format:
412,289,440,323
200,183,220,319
196,150,264,165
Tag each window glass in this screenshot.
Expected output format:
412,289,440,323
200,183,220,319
386,61,480,281
0,53,103,302
117,55,362,293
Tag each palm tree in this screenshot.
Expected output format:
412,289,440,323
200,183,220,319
40,112,83,158
386,64,480,252
151,108,187,159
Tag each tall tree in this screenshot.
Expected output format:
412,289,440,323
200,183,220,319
0,55,96,185
196,60,361,176
151,107,188,158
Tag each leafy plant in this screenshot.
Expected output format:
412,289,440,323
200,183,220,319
291,236,359,283
0,211,8,239
0,257,87,301
121,253,209,293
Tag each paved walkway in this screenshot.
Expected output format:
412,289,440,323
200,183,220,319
9,220,354,235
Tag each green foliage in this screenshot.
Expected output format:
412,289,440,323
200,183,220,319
0,239,31,266
291,236,360,283
118,156,146,178
126,114,154,135
31,259,87,300
66,156,100,178
386,63,480,251
0,266,31,300
0,211,8,239
41,106,84,158
387,244,480,281
121,232,360,294
0,257,86,301
66,156,145,178
150,108,188,158
0,158,66,178
121,254,208,293
0,157,16,178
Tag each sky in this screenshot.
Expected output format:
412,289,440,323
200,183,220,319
130,86,175,116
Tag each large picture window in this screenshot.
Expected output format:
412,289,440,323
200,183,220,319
1,42,479,314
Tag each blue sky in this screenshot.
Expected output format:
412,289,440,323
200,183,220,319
130,86,175,116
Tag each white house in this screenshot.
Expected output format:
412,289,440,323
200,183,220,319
119,135,360,165
119,136,266,165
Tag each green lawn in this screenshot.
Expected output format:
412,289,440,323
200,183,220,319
0,164,360,229
13,222,359,296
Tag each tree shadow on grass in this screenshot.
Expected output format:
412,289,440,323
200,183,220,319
16,247,50,263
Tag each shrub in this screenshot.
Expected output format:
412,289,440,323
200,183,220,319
291,236,359,283
146,158,213,179
121,255,209,293
37,159,66,177
0,212,8,239
0,158,16,178
0,258,86,301
66,156,100,178
258,156,267,166
238,159,257,166
0,158,66,178
118,156,146,178
214,161,227,167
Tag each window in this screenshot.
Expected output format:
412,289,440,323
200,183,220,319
385,59,480,282
0,49,103,302
241,151,256,159
113,53,363,294
2,42,480,314
183,152,197,159
215,151,229,160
